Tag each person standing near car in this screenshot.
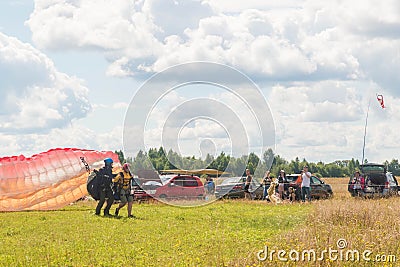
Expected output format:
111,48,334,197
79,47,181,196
262,171,272,200
114,163,135,218
244,169,253,200
351,170,364,196
301,166,312,202
208,177,215,195
277,170,286,200
95,158,115,216
204,176,215,199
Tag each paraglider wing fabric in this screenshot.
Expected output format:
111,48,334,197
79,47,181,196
0,148,120,211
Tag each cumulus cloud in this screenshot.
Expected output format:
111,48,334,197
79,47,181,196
0,124,124,158
137,80,392,162
16,0,400,162
266,82,400,162
26,0,400,91
0,32,91,134
135,85,273,158
269,82,364,122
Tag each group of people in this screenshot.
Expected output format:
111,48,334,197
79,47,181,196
349,170,365,196
95,158,135,218
92,159,374,212
260,166,313,202
94,159,316,215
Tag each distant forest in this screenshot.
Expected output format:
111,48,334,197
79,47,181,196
115,148,400,178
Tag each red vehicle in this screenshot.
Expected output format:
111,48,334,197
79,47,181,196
147,174,205,200
132,188,152,202
130,178,151,202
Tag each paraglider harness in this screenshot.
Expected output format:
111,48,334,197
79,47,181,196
87,169,101,200
113,171,133,201
81,157,101,200
81,157,114,201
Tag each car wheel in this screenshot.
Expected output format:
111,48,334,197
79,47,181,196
323,192,332,199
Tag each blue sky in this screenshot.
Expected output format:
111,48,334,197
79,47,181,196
1,0,400,164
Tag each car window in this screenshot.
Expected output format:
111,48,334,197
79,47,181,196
393,175,398,184
362,165,385,172
220,177,242,185
172,178,184,187
286,175,299,182
367,173,387,185
183,177,199,187
311,176,322,185
143,181,162,187
160,175,174,184
386,173,396,183
132,178,141,187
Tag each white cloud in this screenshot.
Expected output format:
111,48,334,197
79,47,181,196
17,1,341,79
0,134,22,156
27,0,163,61
0,32,91,134
355,38,400,94
112,102,129,110
25,0,400,95
0,123,124,158
3,0,398,163
204,0,305,13
300,100,360,122
269,82,364,122
267,82,400,162
105,57,134,77
25,0,400,90
138,86,273,159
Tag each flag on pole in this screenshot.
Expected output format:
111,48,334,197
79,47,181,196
377,94,385,108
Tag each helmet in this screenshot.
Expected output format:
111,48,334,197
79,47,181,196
104,158,113,165
123,163,130,170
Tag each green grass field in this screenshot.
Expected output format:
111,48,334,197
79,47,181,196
2,179,400,267
0,200,311,267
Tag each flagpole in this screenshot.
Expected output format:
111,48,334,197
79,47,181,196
361,97,371,165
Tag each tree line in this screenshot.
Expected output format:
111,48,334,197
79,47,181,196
115,148,400,178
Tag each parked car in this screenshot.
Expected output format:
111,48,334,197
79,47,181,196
309,176,333,199
284,174,301,197
128,178,151,202
285,174,333,200
348,163,399,197
214,177,263,200
144,174,205,200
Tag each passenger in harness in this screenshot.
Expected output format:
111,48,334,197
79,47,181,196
114,163,135,218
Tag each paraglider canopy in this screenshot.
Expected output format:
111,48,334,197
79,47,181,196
0,148,120,211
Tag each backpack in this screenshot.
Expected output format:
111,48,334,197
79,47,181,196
87,170,101,200
112,172,124,201
112,182,121,201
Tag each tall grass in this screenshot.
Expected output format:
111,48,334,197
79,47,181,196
248,178,400,266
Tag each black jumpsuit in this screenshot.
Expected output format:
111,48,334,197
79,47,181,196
95,166,115,215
